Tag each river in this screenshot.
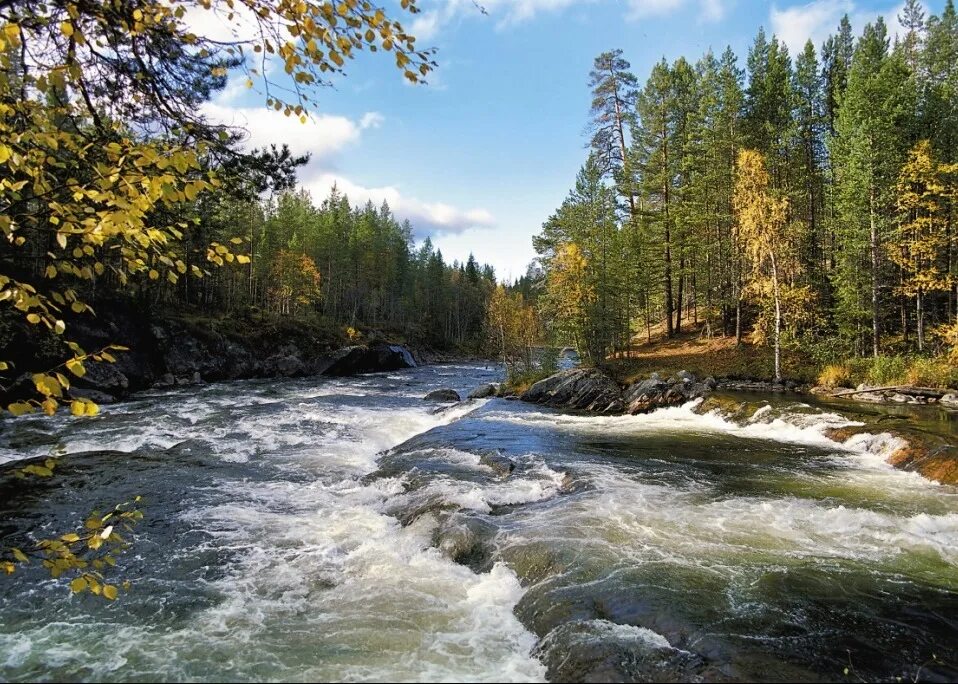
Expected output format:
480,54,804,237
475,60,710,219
1,363,956,682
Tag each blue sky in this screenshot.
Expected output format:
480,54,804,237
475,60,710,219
198,0,944,281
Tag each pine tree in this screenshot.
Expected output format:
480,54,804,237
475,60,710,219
830,19,912,356
588,50,640,222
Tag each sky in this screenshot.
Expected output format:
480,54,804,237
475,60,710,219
198,0,946,282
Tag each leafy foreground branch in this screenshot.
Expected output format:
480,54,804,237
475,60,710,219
2,492,144,600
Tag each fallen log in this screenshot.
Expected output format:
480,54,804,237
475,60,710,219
832,385,948,399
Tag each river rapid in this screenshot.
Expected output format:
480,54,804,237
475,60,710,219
1,363,957,682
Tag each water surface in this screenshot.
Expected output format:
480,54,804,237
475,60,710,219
1,365,956,682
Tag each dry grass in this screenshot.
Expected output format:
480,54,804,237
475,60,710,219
608,321,818,385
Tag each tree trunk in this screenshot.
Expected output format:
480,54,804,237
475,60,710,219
869,185,880,358
917,288,924,353
770,253,782,383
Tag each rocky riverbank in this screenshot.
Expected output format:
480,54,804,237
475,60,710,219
506,367,958,486
2,307,421,404
515,367,783,416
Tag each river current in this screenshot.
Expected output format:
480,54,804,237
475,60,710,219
0,363,956,682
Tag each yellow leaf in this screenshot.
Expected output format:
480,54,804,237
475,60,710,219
60,21,74,37
103,584,118,600
12,548,28,562
41,398,57,416
7,402,33,416
26,313,41,324
66,358,87,378
70,577,87,593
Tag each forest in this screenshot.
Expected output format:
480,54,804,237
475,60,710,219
3,0,958,419
0,0,499,418
512,0,958,387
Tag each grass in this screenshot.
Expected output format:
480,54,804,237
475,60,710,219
501,368,556,395
816,355,958,390
606,320,958,390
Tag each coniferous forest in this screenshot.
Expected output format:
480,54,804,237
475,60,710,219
519,1,958,387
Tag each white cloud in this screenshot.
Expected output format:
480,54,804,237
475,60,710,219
409,0,724,42
771,0,908,56
201,98,495,236
201,102,367,162
306,173,496,236
179,2,259,43
359,112,385,129
700,0,727,22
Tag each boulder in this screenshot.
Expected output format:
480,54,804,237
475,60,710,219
263,353,306,378
468,383,499,399
70,388,116,405
520,368,623,414
74,361,129,399
424,389,461,402
942,393,958,408
623,372,716,414
323,343,417,376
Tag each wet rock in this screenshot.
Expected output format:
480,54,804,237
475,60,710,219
521,368,624,414
154,373,175,389
623,373,710,414
468,383,499,399
434,514,497,571
885,431,958,485
263,353,306,378
942,393,958,408
74,361,129,399
716,380,792,393
322,343,417,376
533,620,710,684
424,389,461,402
478,452,515,477
693,395,762,422
71,388,116,405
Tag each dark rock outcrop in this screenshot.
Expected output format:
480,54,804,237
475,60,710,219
521,368,624,414
322,343,417,377
424,389,461,402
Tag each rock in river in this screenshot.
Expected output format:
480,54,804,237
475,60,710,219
468,383,499,399
520,368,624,414
425,389,461,402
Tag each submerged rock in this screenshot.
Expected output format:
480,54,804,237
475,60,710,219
533,619,711,684
424,389,461,402
521,368,624,414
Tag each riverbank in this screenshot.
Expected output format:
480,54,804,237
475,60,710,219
0,302,475,405
511,366,958,485
607,322,958,397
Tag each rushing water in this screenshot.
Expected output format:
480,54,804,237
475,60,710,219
0,364,957,682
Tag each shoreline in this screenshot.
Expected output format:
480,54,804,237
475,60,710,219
508,367,958,486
